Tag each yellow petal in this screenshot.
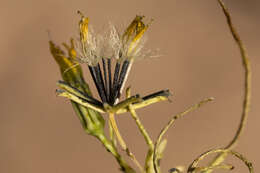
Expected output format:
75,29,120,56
49,40,80,79
62,38,77,59
78,11,89,43
123,15,151,56
123,15,146,42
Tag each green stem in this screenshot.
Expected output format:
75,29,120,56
128,105,154,149
96,133,136,173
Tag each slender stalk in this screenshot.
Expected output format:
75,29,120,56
108,113,143,173
128,105,154,149
188,149,253,173
109,119,117,147
218,0,251,149
96,133,136,173
126,87,154,149
203,1,252,172
153,98,214,173
125,87,155,173
108,113,127,150
191,164,234,173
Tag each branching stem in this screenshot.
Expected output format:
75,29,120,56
108,112,144,173
152,98,213,173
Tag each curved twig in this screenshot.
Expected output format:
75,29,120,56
203,1,252,171
218,0,251,150
153,98,214,173
188,149,253,173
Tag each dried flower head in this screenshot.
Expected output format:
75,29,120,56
49,2,254,173
76,13,154,105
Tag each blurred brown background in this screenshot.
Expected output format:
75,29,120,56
0,0,259,173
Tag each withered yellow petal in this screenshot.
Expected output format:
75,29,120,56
78,11,89,43
123,15,151,56
123,15,146,41
62,38,77,59
49,40,81,79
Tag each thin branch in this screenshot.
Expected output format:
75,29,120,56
126,87,154,149
126,87,155,173
188,149,253,173
108,113,144,173
95,133,137,173
109,119,117,147
153,98,214,173
203,1,252,171
217,0,251,149
108,112,127,150
191,164,234,172
128,105,154,149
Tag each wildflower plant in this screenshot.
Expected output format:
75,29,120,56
49,0,253,173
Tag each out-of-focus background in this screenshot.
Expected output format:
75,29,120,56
0,0,259,173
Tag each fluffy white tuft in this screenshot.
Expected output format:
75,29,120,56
76,23,153,66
